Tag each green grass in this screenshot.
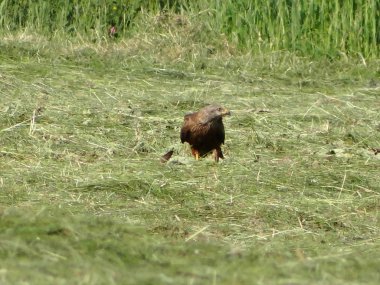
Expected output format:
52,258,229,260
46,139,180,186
0,30,380,285
0,0,379,58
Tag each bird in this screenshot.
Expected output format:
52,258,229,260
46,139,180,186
180,105,230,162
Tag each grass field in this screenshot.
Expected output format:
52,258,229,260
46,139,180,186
1,11,380,285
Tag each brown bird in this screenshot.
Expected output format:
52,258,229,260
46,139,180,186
180,105,230,162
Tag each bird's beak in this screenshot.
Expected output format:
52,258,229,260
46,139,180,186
221,108,231,116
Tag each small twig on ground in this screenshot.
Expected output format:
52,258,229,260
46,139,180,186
338,170,347,199
185,225,209,242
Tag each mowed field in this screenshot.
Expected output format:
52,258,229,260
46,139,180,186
1,36,380,284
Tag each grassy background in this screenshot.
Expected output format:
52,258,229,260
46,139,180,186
1,2,380,284
0,0,379,58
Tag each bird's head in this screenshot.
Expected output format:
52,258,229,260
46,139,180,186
199,105,230,124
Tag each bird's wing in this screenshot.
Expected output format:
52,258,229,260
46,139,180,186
214,119,225,144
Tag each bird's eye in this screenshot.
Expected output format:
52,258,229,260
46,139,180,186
218,107,223,112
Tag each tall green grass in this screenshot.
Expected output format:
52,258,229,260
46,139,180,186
0,0,379,57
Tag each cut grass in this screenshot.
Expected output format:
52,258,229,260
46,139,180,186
0,36,379,284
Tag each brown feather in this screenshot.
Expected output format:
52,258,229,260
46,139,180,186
160,150,174,163
180,105,230,162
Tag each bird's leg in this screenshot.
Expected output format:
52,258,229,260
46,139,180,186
213,147,224,162
213,149,219,162
191,148,200,160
